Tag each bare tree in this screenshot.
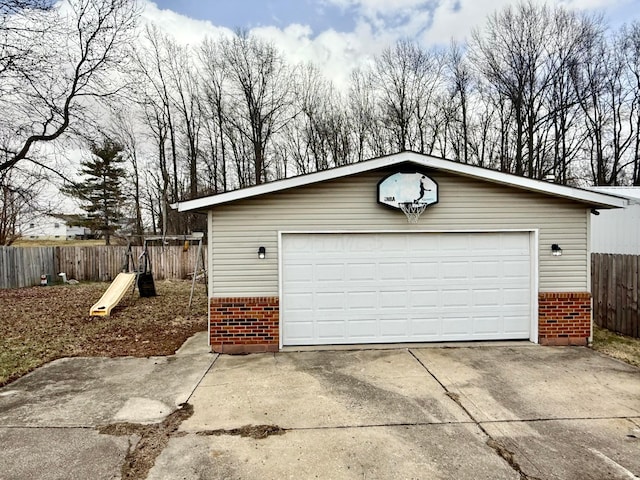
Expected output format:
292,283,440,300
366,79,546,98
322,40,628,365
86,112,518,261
199,38,229,193
470,1,554,177
109,110,144,238
572,24,636,185
280,63,351,173
447,41,473,163
0,0,139,177
347,68,377,162
219,31,295,185
620,21,640,185
0,168,47,245
0,0,53,78
133,24,190,234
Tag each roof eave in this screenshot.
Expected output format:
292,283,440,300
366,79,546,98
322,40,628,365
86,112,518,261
176,152,628,212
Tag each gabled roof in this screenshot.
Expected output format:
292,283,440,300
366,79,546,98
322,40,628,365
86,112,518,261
177,151,628,212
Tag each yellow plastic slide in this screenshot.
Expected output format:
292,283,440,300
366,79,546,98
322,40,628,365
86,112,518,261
89,272,137,316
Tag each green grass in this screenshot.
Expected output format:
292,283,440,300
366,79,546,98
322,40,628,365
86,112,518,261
592,324,640,367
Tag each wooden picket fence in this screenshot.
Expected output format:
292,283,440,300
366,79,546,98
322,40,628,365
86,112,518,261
0,245,207,289
591,253,640,338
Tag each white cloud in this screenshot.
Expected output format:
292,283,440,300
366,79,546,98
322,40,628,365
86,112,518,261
421,0,515,46
140,2,233,46
139,0,639,92
252,21,397,90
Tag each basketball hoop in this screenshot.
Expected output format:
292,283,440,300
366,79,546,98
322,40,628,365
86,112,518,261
399,202,427,223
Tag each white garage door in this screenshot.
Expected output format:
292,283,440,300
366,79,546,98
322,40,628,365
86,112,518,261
281,232,532,346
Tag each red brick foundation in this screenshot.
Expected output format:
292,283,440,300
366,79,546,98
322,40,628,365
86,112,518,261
538,292,591,346
209,293,592,351
209,297,279,354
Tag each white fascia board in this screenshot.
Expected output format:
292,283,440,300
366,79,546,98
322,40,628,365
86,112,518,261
177,159,386,212
413,153,629,208
177,152,628,212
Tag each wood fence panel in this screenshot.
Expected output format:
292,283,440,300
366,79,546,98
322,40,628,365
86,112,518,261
591,253,640,338
0,245,208,289
0,247,57,289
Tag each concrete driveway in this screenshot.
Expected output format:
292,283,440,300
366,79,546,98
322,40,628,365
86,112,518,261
1,341,639,480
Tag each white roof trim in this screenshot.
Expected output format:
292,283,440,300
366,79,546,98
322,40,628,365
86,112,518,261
177,152,628,212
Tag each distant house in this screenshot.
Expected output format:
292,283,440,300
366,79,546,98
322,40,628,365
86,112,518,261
590,187,640,255
20,214,92,241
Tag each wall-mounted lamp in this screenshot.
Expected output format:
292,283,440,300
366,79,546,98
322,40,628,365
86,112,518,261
551,244,562,256
258,246,266,259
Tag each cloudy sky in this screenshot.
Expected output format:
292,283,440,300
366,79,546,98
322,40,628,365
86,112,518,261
142,0,637,89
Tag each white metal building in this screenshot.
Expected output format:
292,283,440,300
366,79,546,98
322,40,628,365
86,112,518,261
589,187,640,254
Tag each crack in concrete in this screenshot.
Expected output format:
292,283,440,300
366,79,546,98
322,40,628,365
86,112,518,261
408,350,542,480
196,424,286,439
97,402,194,480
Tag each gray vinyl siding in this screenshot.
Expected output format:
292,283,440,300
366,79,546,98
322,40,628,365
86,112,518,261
209,169,588,296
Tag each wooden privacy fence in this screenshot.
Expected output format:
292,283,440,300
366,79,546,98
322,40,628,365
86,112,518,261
0,245,208,289
591,253,640,338
0,246,57,289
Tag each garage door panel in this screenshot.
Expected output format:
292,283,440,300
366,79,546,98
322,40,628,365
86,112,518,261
315,292,345,311
380,318,409,336
472,261,501,279
346,262,377,280
315,264,344,282
441,288,471,307
410,318,441,336
284,293,314,310
503,315,531,335
380,291,408,308
378,262,408,281
347,319,378,338
503,259,530,276
472,289,501,306
285,264,314,283
472,315,501,334
441,261,471,279
282,232,532,346
409,290,439,308
409,262,439,280
316,320,347,339
284,321,315,341
346,291,377,309
441,317,473,335
503,289,530,306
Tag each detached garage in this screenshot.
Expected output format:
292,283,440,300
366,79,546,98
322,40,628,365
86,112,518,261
176,152,627,353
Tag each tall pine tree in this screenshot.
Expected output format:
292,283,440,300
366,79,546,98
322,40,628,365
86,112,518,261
63,139,126,245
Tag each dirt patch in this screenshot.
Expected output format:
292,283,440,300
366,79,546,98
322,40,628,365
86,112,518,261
0,280,207,386
197,424,286,440
99,403,194,480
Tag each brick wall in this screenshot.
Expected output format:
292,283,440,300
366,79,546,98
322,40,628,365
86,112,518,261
538,292,591,346
209,293,591,352
209,297,279,354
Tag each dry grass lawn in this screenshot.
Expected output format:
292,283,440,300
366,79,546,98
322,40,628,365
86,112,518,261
12,239,107,247
2,279,637,387
0,279,207,387
591,324,640,367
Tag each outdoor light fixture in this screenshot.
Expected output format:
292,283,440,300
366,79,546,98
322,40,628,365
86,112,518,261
258,246,266,259
551,244,562,256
